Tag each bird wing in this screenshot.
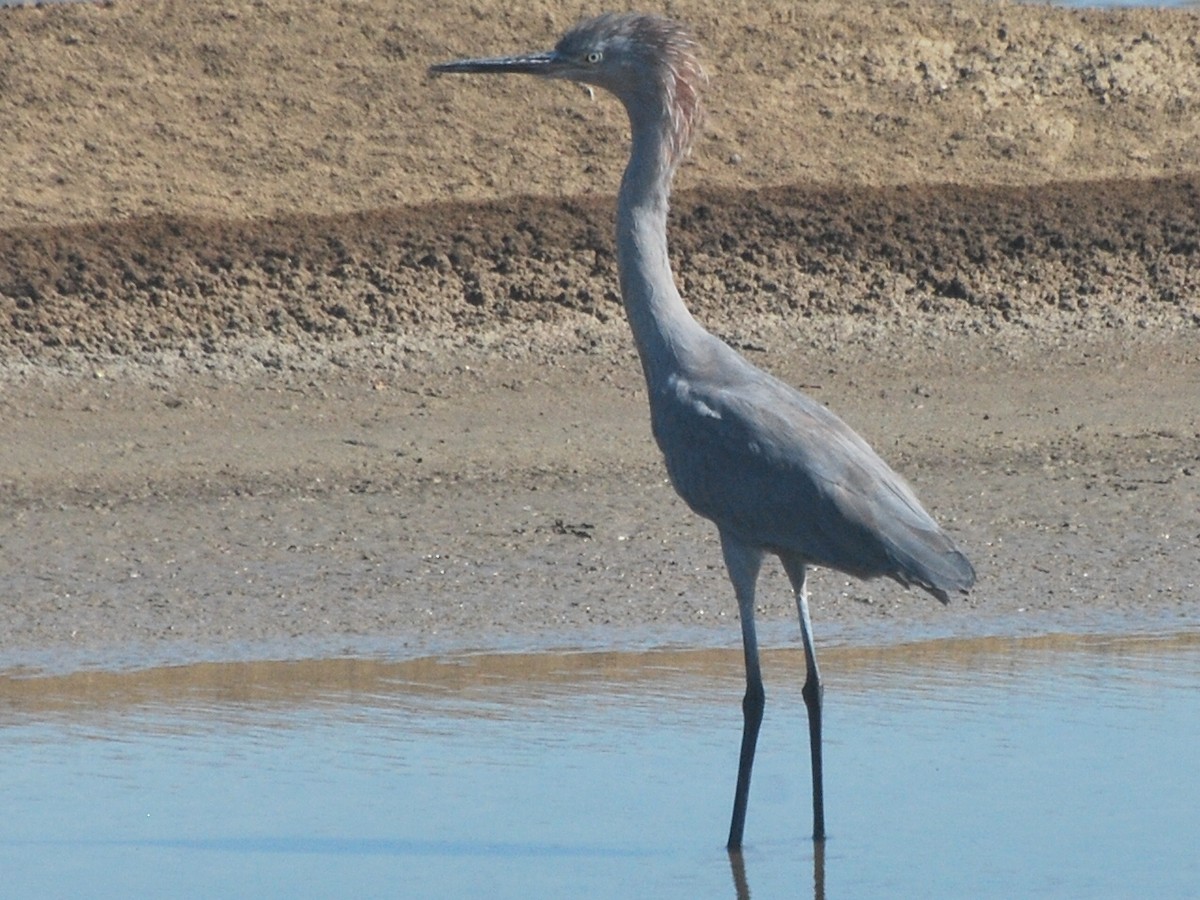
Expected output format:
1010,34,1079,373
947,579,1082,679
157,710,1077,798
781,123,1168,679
649,355,974,597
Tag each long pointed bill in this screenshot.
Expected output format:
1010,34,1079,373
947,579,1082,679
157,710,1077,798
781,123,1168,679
429,51,557,76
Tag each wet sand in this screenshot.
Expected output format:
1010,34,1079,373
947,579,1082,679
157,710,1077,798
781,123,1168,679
4,323,1197,671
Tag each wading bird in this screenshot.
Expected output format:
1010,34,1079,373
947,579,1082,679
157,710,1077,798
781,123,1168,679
431,13,975,849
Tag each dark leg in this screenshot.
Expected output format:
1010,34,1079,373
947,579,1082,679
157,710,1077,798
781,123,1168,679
728,641,764,851
802,644,825,842
782,558,826,842
721,533,764,852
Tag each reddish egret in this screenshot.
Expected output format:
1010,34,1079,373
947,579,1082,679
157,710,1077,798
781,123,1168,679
431,13,975,849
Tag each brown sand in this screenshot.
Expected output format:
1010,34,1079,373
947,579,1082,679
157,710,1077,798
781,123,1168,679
1,0,1198,672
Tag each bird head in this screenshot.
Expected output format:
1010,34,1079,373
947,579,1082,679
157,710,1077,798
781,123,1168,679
431,13,706,167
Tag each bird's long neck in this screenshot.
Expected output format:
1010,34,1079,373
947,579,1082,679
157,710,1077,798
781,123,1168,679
615,107,705,387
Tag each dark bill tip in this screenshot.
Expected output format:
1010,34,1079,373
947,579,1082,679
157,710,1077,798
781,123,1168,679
428,51,557,77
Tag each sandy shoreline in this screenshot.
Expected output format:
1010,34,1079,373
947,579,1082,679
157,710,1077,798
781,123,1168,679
2,0,1198,672
4,321,1198,673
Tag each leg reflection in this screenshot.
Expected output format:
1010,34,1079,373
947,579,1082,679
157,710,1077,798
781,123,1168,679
726,840,826,900
728,848,751,900
813,838,826,900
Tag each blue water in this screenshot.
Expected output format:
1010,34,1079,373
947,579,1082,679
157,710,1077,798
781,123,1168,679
1,634,1197,898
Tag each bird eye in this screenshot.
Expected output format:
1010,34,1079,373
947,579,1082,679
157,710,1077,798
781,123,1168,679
586,50,603,64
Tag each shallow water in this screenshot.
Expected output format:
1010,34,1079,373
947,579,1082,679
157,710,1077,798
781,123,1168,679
1,633,1198,898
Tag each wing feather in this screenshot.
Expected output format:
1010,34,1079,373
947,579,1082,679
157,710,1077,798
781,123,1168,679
649,355,974,597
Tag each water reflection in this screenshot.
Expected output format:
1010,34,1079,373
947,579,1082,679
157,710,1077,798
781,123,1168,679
729,839,825,900
1,632,1197,898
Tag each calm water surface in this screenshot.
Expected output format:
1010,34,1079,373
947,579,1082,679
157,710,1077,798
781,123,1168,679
1,632,1198,898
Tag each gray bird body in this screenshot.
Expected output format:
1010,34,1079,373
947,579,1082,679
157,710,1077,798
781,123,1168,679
647,334,973,596
431,11,975,850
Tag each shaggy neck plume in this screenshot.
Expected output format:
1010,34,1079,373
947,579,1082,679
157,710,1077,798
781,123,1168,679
610,23,707,384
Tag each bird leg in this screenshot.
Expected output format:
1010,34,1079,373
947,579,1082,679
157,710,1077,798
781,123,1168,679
721,534,764,851
728,628,764,852
783,557,826,841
